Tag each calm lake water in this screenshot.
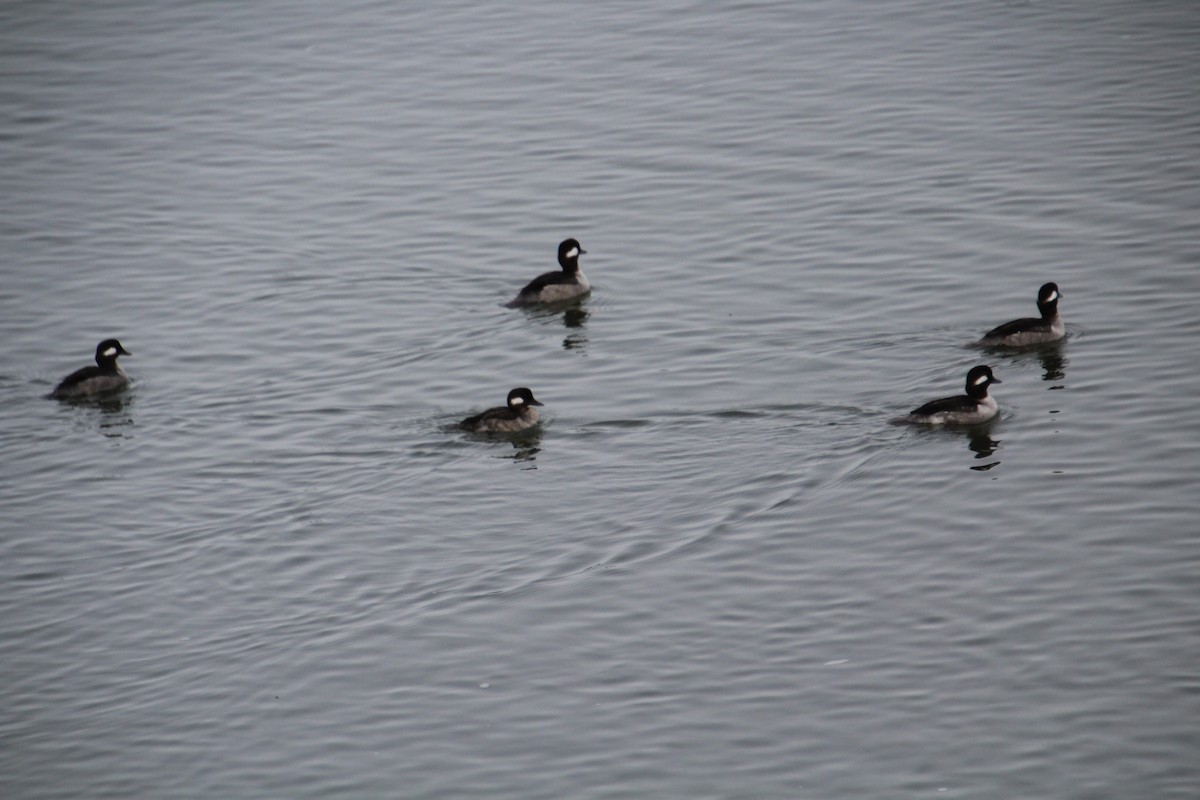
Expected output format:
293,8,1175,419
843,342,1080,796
2,1,1198,797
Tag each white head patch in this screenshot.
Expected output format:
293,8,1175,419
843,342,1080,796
565,246,579,260
511,396,525,406
972,373,989,386
1045,290,1058,303
102,346,118,358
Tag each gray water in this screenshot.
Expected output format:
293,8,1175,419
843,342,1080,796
2,2,1199,797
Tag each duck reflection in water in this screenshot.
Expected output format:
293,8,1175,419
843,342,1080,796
57,393,137,440
473,425,541,467
981,338,1069,386
562,306,588,329
562,305,589,351
1036,341,1068,384
512,299,590,352
912,420,1001,471
505,428,542,466
965,425,1001,471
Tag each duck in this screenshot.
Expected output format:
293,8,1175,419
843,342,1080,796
903,365,1000,425
506,238,589,307
979,282,1064,346
460,387,544,432
49,339,131,400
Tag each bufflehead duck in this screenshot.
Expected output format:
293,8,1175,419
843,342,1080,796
506,238,589,307
904,365,1001,425
979,282,1064,346
49,339,131,400
460,387,544,432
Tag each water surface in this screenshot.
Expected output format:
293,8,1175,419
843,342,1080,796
2,2,1198,798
